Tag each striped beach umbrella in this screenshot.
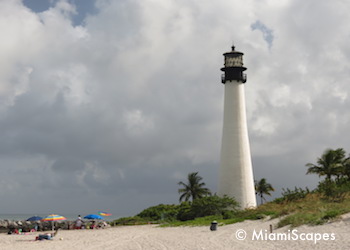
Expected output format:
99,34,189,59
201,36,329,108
98,211,112,216
42,214,67,221
42,214,66,230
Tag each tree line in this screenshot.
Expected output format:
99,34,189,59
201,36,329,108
113,148,350,225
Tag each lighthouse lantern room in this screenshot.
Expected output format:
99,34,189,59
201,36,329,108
221,46,247,83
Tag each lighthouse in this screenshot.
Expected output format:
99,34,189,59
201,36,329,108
218,45,257,208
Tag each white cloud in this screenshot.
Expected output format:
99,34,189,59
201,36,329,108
123,109,155,136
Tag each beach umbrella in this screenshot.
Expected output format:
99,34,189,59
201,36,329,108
42,214,67,221
84,214,104,220
26,216,43,221
98,211,112,216
42,214,67,230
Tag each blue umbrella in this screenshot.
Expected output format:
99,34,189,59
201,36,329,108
26,216,43,221
84,214,104,220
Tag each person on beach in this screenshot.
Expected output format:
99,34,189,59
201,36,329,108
75,215,83,229
75,219,82,229
35,228,59,241
90,220,96,229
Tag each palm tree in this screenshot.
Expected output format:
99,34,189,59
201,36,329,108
341,156,350,180
306,148,345,181
255,178,274,205
178,172,211,202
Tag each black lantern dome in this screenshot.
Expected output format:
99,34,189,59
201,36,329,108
221,45,247,84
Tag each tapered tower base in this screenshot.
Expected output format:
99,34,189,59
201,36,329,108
218,79,256,208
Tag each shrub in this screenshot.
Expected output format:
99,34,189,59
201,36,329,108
176,195,239,221
176,202,195,221
111,216,148,226
137,204,180,221
222,210,235,219
317,180,350,202
274,187,310,203
190,195,239,219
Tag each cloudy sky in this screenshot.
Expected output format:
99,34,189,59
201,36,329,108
1,0,349,217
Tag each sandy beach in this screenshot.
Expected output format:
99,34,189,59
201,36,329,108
0,213,349,250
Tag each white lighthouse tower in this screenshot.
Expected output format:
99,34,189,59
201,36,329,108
218,45,256,208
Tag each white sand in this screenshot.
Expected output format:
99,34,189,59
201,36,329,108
1,213,349,250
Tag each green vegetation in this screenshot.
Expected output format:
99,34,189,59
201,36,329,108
273,187,310,203
177,195,239,221
178,172,211,202
161,190,350,227
306,148,346,181
111,195,239,226
136,204,179,221
110,216,149,226
255,178,274,205
110,190,350,227
275,193,350,227
110,148,350,228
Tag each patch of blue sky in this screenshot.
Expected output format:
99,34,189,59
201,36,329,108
251,20,274,49
23,0,98,26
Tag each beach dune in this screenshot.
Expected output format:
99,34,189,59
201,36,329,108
0,213,349,250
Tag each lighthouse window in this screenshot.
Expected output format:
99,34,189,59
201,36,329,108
225,56,243,67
